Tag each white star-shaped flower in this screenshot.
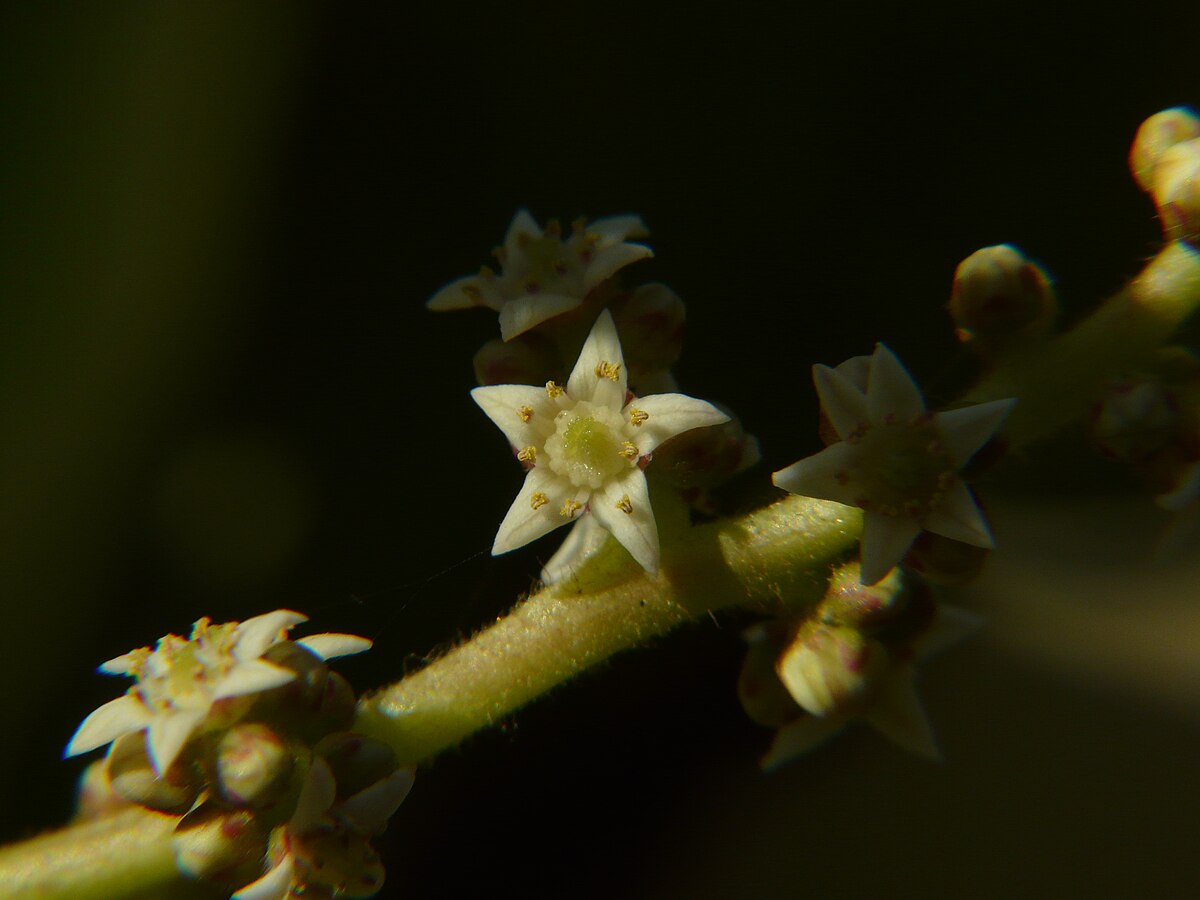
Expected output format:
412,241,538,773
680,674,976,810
65,610,372,776
428,210,653,341
472,309,729,574
773,344,1015,585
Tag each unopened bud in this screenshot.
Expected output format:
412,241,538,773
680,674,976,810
737,624,802,728
1130,107,1200,193
903,531,990,587
610,282,686,388
818,563,906,630
292,824,386,899
1151,138,1200,246
1091,378,1179,463
473,331,560,387
173,804,268,889
217,723,295,808
314,733,399,803
775,623,888,718
73,760,131,821
949,245,1056,356
105,731,200,813
652,407,760,489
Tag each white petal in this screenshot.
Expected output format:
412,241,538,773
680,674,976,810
585,214,649,243
232,853,294,900
234,610,308,662
923,479,994,548
771,443,862,507
589,471,659,574
859,511,922,585
98,650,146,676
427,274,502,312
760,717,845,772
861,669,940,761
338,769,416,835
867,344,926,423
471,384,551,449
834,354,872,392
540,516,610,585
626,393,730,455
933,398,1016,468
65,695,152,758
291,757,337,833
296,633,372,660
492,469,575,556
775,648,827,718
213,659,298,700
813,364,870,441
503,208,543,248
498,293,583,341
147,708,206,775
567,309,626,407
582,241,653,291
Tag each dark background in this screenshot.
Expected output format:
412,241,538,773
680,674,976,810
2,3,1199,897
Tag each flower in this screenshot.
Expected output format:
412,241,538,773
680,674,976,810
472,309,729,574
760,602,982,770
427,210,653,341
65,610,372,776
772,344,1015,585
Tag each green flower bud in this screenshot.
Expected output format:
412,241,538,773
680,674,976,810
172,803,268,889
216,723,295,808
105,730,200,813
902,531,990,587
651,407,761,489
610,282,686,389
818,563,906,631
1151,138,1200,246
314,733,399,803
1130,107,1200,193
737,624,803,728
473,331,561,387
949,245,1057,357
1091,378,1179,463
774,623,889,719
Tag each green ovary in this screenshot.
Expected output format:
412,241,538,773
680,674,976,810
560,416,623,486
853,423,953,515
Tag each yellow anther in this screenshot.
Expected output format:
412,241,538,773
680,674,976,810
530,492,549,511
517,405,534,422
560,498,582,518
517,446,537,463
595,360,622,382
546,381,565,399
615,494,633,515
629,407,649,426
619,441,639,460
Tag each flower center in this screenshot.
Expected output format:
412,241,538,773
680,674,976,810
851,420,955,517
519,235,572,290
545,407,627,489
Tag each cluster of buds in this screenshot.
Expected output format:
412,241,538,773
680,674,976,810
65,611,411,899
1130,107,1200,247
1090,349,1200,511
737,564,979,769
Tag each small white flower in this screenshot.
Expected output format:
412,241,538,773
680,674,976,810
428,210,653,341
773,343,1015,585
65,611,372,776
472,309,729,574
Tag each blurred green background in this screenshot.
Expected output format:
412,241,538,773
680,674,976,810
1,3,1198,897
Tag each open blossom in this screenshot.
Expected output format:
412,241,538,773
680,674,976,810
427,209,653,341
65,611,371,776
472,309,728,574
773,344,1015,585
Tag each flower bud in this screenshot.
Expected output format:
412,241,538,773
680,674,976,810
292,824,386,899
73,760,131,821
902,531,990,587
610,282,687,389
818,563,906,631
105,730,200,813
314,733,399,803
651,407,760,489
173,803,268,889
473,331,560,386
1130,107,1200,193
1090,378,1179,463
774,623,888,718
949,245,1056,356
737,624,802,728
216,723,295,808
1151,138,1200,246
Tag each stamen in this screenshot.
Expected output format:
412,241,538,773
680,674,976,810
517,405,534,422
619,441,639,460
530,492,549,510
517,446,537,463
560,499,582,518
629,407,649,426
615,495,633,515
595,361,622,382
546,381,565,399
